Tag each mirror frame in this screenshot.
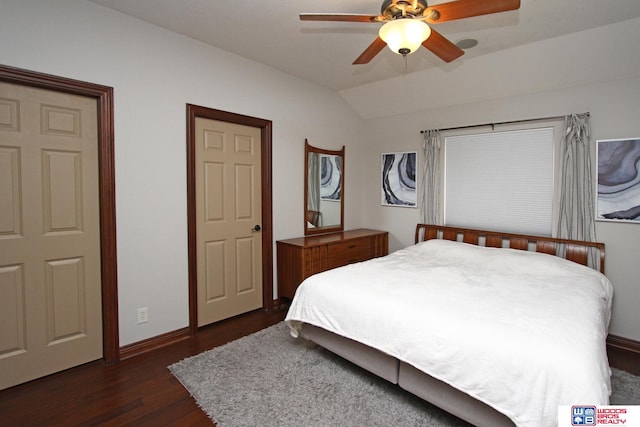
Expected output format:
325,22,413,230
304,139,345,236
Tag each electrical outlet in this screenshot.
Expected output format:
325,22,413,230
137,307,148,324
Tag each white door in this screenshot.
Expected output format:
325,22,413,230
195,118,263,326
0,82,103,390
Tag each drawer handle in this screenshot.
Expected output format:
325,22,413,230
347,244,357,249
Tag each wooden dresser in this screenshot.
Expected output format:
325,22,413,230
277,229,388,300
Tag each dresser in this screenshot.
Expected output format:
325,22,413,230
277,229,388,300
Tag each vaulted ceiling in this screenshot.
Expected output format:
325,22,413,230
88,0,640,94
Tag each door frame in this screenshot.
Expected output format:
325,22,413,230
186,104,274,335
0,64,119,363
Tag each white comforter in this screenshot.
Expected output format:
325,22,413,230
285,239,613,427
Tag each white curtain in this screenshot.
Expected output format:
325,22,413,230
420,130,442,225
554,113,596,242
308,152,320,213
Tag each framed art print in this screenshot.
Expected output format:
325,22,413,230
597,138,640,222
381,151,417,207
319,153,342,201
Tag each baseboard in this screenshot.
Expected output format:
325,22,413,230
607,334,640,376
119,303,283,360
120,327,191,360
272,298,288,310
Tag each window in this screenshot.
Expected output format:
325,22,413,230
444,127,555,235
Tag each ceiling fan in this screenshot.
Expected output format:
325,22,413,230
300,0,520,65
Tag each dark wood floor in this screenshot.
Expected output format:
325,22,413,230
0,308,287,426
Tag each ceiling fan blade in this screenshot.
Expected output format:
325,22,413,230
422,29,464,63
300,13,384,23
353,37,387,65
423,0,520,23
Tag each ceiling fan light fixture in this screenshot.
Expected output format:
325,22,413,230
379,19,431,56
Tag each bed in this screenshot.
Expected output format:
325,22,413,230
284,224,613,427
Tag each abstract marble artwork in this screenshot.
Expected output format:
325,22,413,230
597,138,640,222
381,151,417,207
320,154,342,201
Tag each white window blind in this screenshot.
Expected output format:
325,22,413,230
444,128,554,235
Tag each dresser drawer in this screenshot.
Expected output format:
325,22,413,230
277,229,388,300
326,238,373,269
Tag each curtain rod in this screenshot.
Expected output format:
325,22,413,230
419,112,590,134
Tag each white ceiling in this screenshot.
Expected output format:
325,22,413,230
88,0,640,92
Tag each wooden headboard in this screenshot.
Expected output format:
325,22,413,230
415,224,605,274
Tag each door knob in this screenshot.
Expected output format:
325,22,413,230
251,224,262,232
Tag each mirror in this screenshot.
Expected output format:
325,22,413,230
304,139,345,235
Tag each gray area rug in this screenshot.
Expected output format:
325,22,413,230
169,322,640,427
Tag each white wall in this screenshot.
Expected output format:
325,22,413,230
2,0,638,346
0,0,366,346
360,20,640,341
